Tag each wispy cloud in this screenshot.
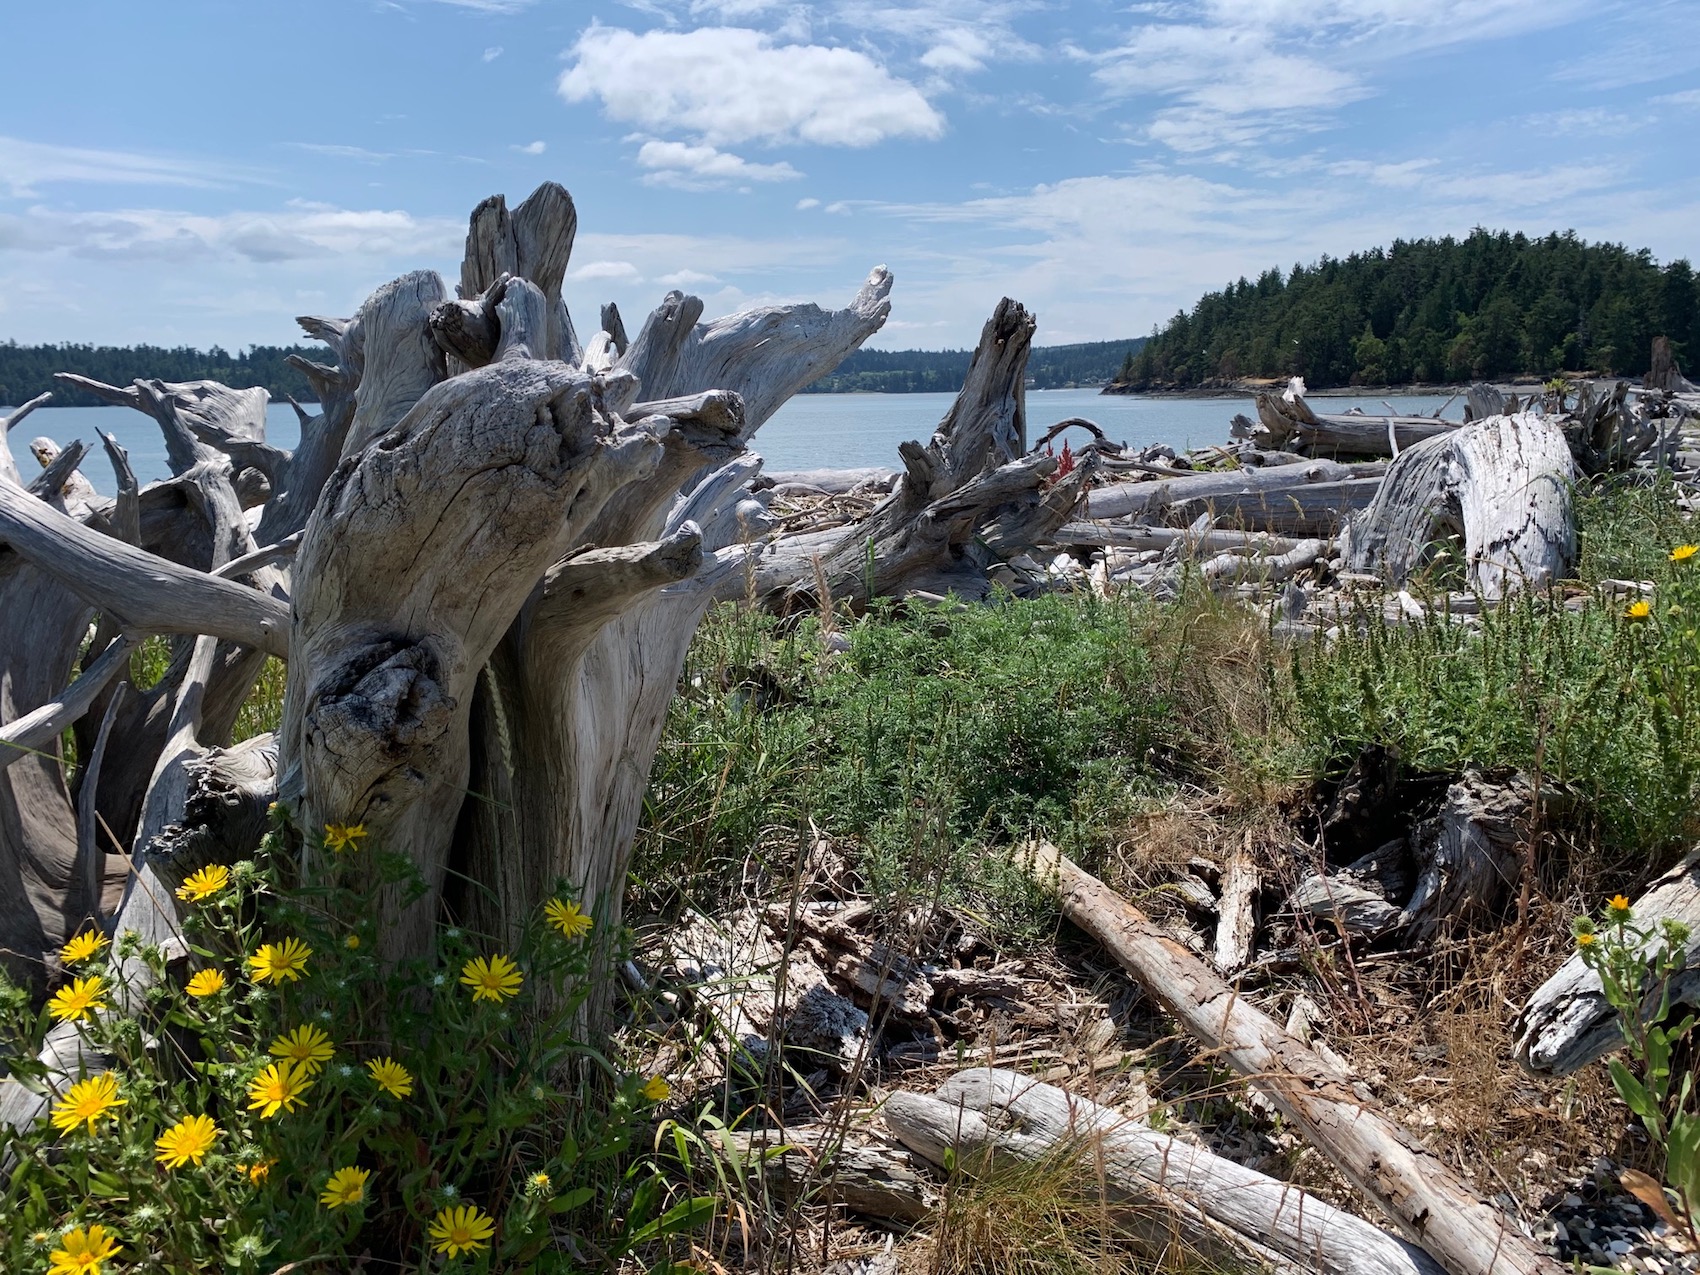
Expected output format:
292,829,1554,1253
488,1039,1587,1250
634,140,800,189
512,140,547,155
0,136,259,199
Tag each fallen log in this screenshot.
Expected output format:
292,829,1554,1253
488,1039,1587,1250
1085,459,1385,524
1513,847,1700,1076
726,1126,935,1224
884,1068,1446,1275
1253,392,1457,458
1343,414,1576,596
1022,842,1561,1275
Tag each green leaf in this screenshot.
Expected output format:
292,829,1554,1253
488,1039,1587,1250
621,1196,718,1247
546,1186,595,1215
1609,1059,1661,1122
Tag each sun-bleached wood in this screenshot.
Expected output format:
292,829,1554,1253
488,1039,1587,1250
1514,847,1700,1076
885,1068,1447,1275
1022,842,1562,1275
1343,414,1576,596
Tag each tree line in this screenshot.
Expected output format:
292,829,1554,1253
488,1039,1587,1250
0,343,323,408
1117,229,1700,390
1,336,1148,409
800,338,1144,393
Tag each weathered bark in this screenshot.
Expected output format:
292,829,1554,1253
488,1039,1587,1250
885,1068,1448,1275
1343,414,1576,596
1023,842,1562,1275
1085,459,1385,527
726,1126,935,1224
1514,847,1700,1075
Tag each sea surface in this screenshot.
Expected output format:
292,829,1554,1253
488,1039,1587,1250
6,388,1460,494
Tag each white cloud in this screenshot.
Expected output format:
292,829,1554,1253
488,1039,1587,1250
656,268,720,286
635,140,801,189
569,260,643,281
559,25,945,147
0,202,461,265
482,45,504,61
1655,88,1700,109
0,136,254,199
513,140,548,155
796,197,821,210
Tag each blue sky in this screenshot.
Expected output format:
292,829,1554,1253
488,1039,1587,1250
2,0,1697,351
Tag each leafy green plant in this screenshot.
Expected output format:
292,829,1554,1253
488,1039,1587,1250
1573,895,1698,1247
0,811,705,1274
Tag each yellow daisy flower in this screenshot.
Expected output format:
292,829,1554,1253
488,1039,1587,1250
460,953,523,1003
269,1024,334,1074
639,1075,671,1102
527,1171,553,1195
429,1204,496,1257
1626,598,1652,620
1576,931,1597,947
1672,544,1698,562
48,1224,120,1275
544,898,594,940
154,1113,218,1169
366,1056,413,1099
47,975,109,1024
319,1165,371,1209
175,864,231,902
49,1072,125,1134
246,1061,313,1119
60,931,109,965
1607,894,1634,921
344,933,361,950
248,938,312,984
323,822,368,853
186,969,227,998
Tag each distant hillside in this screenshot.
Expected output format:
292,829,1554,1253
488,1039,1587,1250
802,339,1146,394
2,336,1146,407
1118,229,1700,390
0,342,323,408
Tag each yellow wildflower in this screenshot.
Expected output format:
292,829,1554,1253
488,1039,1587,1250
246,1061,313,1119
323,822,368,853
61,931,109,965
154,1113,218,1169
527,1171,553,1195
248,937,312,984
319,1165,371,1209
544,898,594,940
460,953,523,1003
175,864,231,902
238,1159,274,1185
48,1224,120,1275
186,969,227,998
640,1075,671,1102
50,1073,125,1134
366,1056,414,1099
269,1024,334,1074
429,1204,496,1257
344,933,361,950
1576,932,1598,947
1672,544,1698,562
47,975,109,1024
1627,599,1652,620
1607,894,1634,921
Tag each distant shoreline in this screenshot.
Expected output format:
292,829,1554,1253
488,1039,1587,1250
1099,378,1553,400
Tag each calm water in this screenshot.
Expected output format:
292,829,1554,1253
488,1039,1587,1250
6,389,1459,494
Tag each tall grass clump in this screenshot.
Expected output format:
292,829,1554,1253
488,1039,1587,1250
636,592,1175,934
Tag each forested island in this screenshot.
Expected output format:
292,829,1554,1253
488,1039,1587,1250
0,335,1144,406
1114,228,1700,391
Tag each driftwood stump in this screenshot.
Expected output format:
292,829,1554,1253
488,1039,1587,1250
0,180,891,1133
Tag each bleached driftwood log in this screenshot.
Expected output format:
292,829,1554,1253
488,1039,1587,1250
726,1126,936,1224
1249,391,1457,459
1343,414,1576,596
0,179,891,1136
884,1068,1447,1275
1022,842,1562,1275
1514,847,1700,1075
755,299,1091,606
1084,459,1385,537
